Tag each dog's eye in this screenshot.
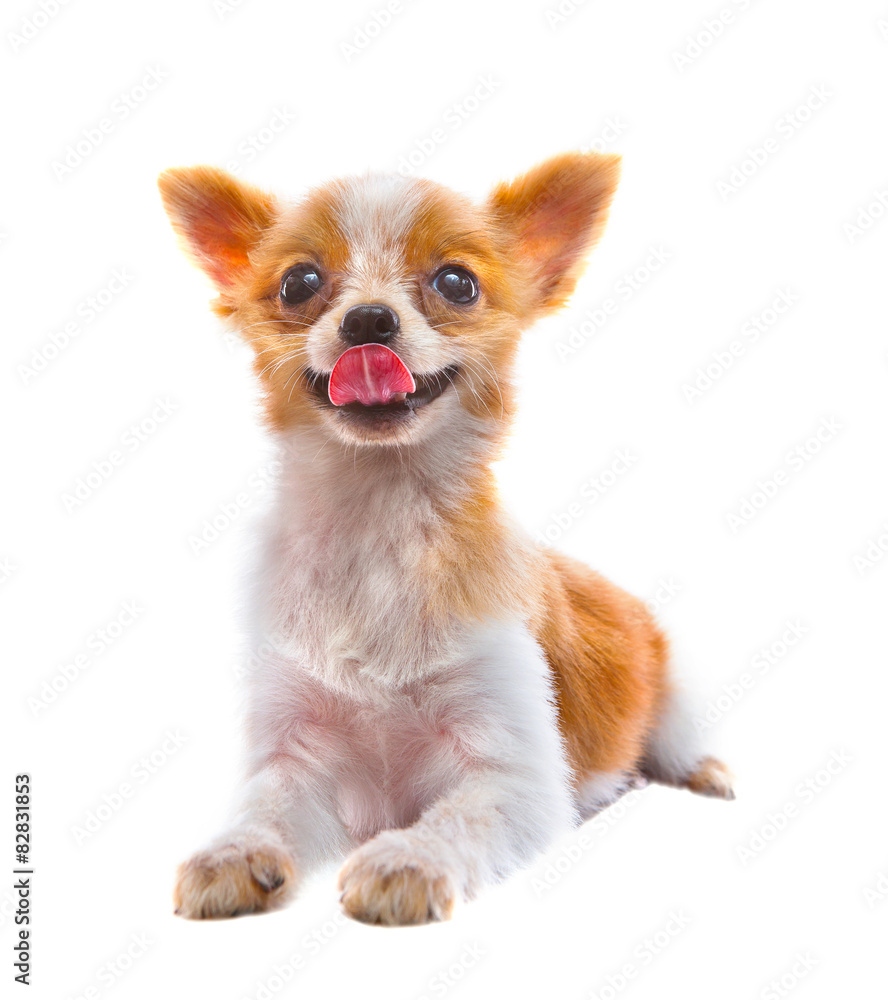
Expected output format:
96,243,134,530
280,264,323,305
431,266,479,305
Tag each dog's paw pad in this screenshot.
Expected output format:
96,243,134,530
173,840,296,919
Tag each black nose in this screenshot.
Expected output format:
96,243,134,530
339,304,400,346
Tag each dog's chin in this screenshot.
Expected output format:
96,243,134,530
305,365,459,447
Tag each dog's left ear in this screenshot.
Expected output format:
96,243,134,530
487,152,621,312
157,166,278,289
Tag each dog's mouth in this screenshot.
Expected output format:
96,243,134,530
303,345,457,422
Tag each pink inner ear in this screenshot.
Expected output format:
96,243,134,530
522,194,593,289
490,154,621,307
160,167,276,290
186,207,252,287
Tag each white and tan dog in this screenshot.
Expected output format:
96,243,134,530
159,154,733,926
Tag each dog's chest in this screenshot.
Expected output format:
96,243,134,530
259,476,460,686
249,642,489,838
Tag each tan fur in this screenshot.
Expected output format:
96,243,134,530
338,854,456,926
173,841,296,919
683,757,736,799
530,550,670,782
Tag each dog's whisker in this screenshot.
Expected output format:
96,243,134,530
462,348,505,414
285,361,318,404
456,358,497,420
258,347,311,381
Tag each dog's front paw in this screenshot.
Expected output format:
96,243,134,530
338,835,457,926
174,836,297,919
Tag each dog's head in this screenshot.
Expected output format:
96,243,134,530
158,154,620,448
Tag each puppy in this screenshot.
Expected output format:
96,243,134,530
158,153,733,926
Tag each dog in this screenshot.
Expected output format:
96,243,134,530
158,152,733,926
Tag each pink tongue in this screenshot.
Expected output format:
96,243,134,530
328,344,416,406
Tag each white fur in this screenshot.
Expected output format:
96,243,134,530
239,615,576,892
183,430,576,915
253,421,496,688
575,770,643,821
303,175,471,383
174,172,693,922
333,174,423,282
641,683,705,784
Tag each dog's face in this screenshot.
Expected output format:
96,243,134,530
159,154,620,447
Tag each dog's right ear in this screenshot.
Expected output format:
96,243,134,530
157,166,278,289
487,152,621,314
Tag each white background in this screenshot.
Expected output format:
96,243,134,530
3,0,888,998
